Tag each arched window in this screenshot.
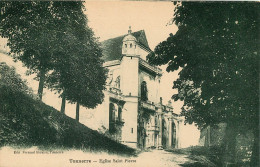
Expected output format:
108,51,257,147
115,76,120,89
130,43,132,48
141,81,148,101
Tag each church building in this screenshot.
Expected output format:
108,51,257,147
91,27,182,149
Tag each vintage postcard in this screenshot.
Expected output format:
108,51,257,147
0,1,258,167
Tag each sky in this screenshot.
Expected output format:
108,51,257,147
85,1,178,49
0,1,200,147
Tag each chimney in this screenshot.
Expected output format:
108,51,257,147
128,26,132,34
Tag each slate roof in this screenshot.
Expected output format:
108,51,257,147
101,30,152,62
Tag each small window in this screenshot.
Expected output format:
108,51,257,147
131,128,133,133
130,43,132,48
125,44,127,48
135,45,136,48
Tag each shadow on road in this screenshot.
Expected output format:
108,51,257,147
179,161,209,167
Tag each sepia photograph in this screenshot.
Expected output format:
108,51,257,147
0,1,259,167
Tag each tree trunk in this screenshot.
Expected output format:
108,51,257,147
37,69,46,100
222,123,238,166
76,102,80,122
250,128,259,167
60,94,66,114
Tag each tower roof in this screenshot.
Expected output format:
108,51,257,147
101,30,152,62
122,33,137,42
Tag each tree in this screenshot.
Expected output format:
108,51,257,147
46,39,107,120
0,1,86,100
147,2,259,166
44,2,107,119
0,62,33,96
63,52,107,122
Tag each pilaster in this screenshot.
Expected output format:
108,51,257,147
157,112,163,149
168,119,172,148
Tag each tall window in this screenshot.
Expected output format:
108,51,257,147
141,81,148,101
155,115,158,126
118,107,122,122
109,103,117,133
109,103,116,122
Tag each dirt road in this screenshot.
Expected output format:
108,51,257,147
134,149,194,167
0,147,196,167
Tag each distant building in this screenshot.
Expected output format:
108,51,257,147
92,27,182,149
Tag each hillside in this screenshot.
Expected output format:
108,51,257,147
0,86,136,155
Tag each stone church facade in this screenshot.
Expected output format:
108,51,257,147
93,27,182,149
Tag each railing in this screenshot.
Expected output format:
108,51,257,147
110,118,125,126
109,87,122,95
107,87,125,102
141,101,156,111
162,105,173,112
139,58,162,75
103,60,121,67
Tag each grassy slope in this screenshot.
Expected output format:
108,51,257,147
0,86,135,155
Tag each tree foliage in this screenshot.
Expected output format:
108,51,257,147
0,1,90,100
57,33,106,120
0,62,33,95
0,2,107,118
147,2,259,165
47,41,107,107
148,2,259,130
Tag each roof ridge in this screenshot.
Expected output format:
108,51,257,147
101,30,144,43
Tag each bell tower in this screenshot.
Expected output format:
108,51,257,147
120,27,140,148
122,26,137,56
120,26,139,97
